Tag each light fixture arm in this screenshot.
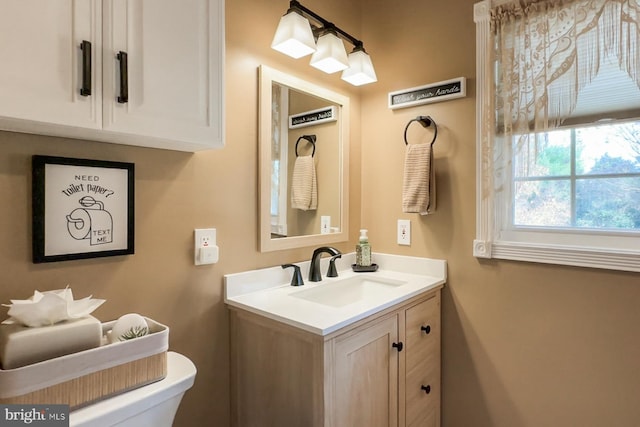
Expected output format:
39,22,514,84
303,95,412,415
289,0,365,52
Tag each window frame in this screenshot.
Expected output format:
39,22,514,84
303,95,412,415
473,0,640,273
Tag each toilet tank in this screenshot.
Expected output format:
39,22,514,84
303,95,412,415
70,352,196,427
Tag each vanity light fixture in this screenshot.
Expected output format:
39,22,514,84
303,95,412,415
271,5,316,59
310,27,349,74
271,0,377,85
341,46,378,86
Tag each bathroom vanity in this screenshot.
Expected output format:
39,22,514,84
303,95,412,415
225,254,445,427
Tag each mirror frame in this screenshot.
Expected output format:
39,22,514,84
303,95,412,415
259,65,350,252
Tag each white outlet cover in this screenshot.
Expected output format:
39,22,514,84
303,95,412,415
397,220,411,245
321,216,331,234
195,228,217,265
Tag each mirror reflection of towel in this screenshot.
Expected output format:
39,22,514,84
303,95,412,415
291,155,317,211
402,143,435,215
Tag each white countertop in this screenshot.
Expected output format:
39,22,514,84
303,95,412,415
224,253,446,336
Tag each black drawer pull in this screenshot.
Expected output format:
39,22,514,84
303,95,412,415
392,342,403,352
80,40,91,96
421,384,431,394
117,51,128,103
420,325,431,334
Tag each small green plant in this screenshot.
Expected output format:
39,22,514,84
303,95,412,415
118,326,149,341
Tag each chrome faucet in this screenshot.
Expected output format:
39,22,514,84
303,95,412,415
309,246,341,282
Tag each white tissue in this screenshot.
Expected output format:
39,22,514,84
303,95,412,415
2,288,105,327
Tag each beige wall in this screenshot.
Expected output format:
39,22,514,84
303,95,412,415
359,0,640,426
0,1,638,427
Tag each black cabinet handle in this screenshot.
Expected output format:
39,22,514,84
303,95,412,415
421,384,431,394
392,342,403,352
80,40,91,96
421,325,431,334
116,51,128,103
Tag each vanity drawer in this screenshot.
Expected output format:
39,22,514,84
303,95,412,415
405,293,440,371
406,359,439,427
404,293,440,427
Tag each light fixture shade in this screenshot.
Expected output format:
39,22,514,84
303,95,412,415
341,50,378,86
271,11,316,59
309,32,349,74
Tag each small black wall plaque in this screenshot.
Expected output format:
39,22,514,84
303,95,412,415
289,106,337,129
388,77,466,110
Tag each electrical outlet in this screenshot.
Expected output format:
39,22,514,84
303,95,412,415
397,220,411,245
321,216,331,234
195,228,219,265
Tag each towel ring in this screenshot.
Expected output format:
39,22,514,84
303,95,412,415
404,116,438,147
295,135,316,157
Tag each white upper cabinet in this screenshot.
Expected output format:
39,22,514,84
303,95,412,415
102,0,224,149
0,0,102,130
0,0,224,151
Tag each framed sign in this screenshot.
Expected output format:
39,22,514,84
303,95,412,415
32,155,135,263
388,77,466,109
289,106,337,129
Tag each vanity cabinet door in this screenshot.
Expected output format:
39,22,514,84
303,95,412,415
404,294,441,427
332,315,400,427
102,0,224,149
0,0,102,130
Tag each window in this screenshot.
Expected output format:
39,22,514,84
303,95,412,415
514,123,640,231
474,0,640,272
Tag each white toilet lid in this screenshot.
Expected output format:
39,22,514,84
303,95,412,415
69,351,196,427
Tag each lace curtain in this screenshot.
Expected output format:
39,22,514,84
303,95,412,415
490,0,640,138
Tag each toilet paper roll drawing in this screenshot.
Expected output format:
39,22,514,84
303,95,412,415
66,196,114,246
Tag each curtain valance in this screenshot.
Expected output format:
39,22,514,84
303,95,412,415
490,0,640,135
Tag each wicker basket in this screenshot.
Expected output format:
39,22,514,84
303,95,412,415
0,317,168,409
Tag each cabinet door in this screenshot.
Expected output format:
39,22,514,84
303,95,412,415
405,295,441,427
333,315,400,427
0,0,101,129
103,0,224,148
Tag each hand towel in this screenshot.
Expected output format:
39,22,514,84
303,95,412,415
402,143,435,215
291,155,317,211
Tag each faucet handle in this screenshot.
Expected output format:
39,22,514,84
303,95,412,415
327,254,341,278
282,264,304,286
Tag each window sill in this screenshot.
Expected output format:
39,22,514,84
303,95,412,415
473,239,640,272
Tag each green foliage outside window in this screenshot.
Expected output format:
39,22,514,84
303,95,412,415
514,122,640,230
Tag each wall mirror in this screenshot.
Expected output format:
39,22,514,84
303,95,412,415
259,65,349,252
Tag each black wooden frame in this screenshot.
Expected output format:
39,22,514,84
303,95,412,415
32,155,135,263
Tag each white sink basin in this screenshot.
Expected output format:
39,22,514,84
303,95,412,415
224,253,447,335
291,276,407,307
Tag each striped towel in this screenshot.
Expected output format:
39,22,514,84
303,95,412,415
402,143,435,215
291,155,317,211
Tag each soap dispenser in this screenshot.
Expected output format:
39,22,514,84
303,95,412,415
355,229,372,267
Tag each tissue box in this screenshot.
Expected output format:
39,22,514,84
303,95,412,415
0,317,168,409
0,316,102,369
